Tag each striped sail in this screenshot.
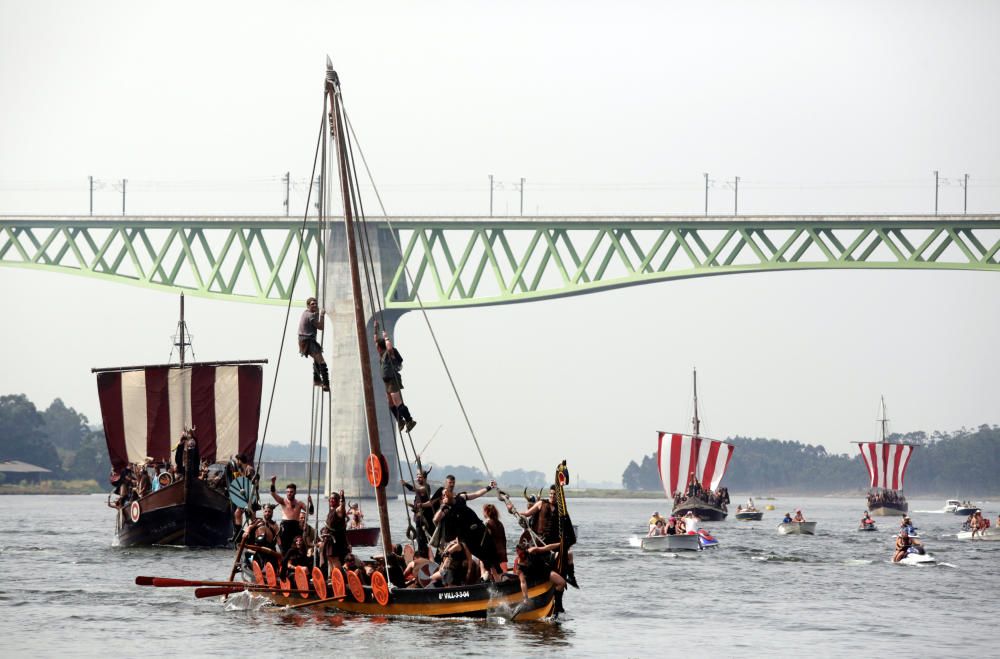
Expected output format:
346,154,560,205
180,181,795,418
656,432,734,497
96,363,264,471
856,442,915,491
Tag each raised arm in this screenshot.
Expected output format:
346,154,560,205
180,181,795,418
506,497,542,518
269,476,286,505
463,480,497,502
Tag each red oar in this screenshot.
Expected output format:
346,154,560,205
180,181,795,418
284,594,347,609
150,577,254,588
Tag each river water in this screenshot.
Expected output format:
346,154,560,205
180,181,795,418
1,494,996,657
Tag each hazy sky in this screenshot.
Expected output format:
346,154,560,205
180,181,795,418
2,1,998,485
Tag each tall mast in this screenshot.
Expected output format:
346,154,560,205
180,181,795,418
175,292,190,367
692,367,700,437
878,395,889,443
325,59,393,557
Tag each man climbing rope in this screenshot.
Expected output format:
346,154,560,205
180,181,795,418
298,297,329,392
373,321,415,433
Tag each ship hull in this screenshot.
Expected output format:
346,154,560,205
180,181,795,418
869,504,908,517
262,574,555,619
673,497,728,522
346,527,380,547
117,478,233,548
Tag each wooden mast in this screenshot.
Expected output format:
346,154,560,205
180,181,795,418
692,367,700,438
325,59,393,557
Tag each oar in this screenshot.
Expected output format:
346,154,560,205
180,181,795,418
140,577,259,588
284,594,347,609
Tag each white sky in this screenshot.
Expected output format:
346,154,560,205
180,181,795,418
2,1,998,485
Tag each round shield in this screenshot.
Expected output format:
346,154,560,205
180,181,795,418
312,566,327,600
129,501,141,523
371,571,390,606
228,476,253,508
346,570,365,602
330,568,346,599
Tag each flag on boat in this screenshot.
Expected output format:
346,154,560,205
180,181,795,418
856,441,914,491
656,432,734,497
95,362,264,471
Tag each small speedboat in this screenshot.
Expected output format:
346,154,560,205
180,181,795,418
956,527,1000,541
944,499,978,515
858,523,878,532
641,533,702,552
777,521,817,535
735,510,764,521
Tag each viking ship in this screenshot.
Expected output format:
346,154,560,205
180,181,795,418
94,295,265,547
854,397,915,517
204,59,569,619
657,369,734,522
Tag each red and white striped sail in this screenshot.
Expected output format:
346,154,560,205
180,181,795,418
856,442,914,491
656,432,734,497
96,363,263,471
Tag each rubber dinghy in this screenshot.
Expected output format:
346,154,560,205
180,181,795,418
777,521,817,535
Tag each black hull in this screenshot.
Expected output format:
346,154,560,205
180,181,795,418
869,503,908,517
117,478,233,548
673,498,728,522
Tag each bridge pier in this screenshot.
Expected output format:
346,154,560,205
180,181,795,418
324,224,408,498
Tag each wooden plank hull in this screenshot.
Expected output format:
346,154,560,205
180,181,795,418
346,527,380,547
262,575,555,619
117,478,233,547
672,497,728,521
869,503,908,516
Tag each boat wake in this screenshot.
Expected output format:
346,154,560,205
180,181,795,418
224,590,269,612
843,559,874,566
628,536,642,548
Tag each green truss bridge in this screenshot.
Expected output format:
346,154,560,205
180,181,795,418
2,214,998,308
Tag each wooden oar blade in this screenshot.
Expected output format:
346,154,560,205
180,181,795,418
135,576,156,586
196,586,244,599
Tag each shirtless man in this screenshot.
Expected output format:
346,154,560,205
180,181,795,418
793,509,806,523
269,477,313,552
298,297,329,392
513,540,567,617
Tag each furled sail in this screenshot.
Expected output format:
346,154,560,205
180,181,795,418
856,442,914,491
96,362,263,471
656,432,734,497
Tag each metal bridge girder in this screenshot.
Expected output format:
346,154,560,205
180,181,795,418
1,215,998,307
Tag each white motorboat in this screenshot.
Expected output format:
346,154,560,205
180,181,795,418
944,500,978,516
956,527,1000,541
641,533,702,552
777,521,817,535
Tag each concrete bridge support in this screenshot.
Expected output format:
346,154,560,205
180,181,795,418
324,223,408,498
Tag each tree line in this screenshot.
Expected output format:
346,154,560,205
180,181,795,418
0,394,110,483
622,425,1000,495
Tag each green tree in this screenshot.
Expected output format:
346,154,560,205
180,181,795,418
42,398,90,450
68,429,111,483
0,394,61,473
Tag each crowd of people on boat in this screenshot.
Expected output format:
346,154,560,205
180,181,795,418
107,428,233,510
867,489,907,510
646,511,701,536
671,474,730,511
236,471,577,614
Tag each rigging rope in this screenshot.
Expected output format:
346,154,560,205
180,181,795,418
256,97,327,475
342,107,495,482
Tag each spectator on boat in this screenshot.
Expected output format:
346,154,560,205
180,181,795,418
298,297,330,392
373,321,415,433
782,512,793,524
861,511,874,528
269,477,314,552
505,484,577,588
665,516,678,535
483,503,509,574
319,490,349,572
647,511,666,534
514,539,567,617
402,468,436,554
793,509,806,523
136,462,152,497
433,475,502,579
899,516,917,536
675,516,687,534
347,502,365,530
648,519,667,537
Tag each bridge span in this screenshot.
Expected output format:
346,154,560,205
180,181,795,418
3,213,998,496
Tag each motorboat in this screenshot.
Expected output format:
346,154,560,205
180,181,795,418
944,500,978,516
735,509,764,521
777,521,817,535
641,530,718,552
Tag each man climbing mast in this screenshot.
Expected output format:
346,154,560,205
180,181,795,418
298,297,330,392
374,320,416,433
